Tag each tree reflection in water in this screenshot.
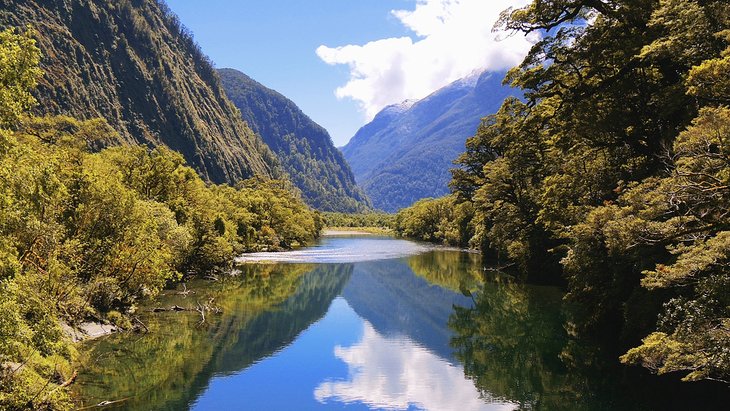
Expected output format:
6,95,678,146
449,271,730,410
75,244,730,410
75,263,351,410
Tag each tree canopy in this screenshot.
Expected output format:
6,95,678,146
0,27,321,409
397,0,730,383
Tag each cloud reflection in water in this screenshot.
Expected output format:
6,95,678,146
314,321,516,411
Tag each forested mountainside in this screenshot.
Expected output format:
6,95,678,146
0,27,320,409
0,0,280,183
395,0,730,384
218,68,371,212
342,71,513,212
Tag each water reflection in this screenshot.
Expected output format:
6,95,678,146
189,254,486,411
343,256,476,361
235,235,431,263
314,320,515,411
407,250,483,293
77,242,488,410
449,273,730,410
450,274,573,409
77,264,351,410
76,236,730,410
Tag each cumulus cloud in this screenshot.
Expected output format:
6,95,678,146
314,321,517,411
316,0,535,119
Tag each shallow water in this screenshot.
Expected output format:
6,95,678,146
235,234,433,263
76,235,729,410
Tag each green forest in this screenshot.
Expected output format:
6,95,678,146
396,0,730,383
218,68,372,213
0,28,320,409
1,0,282,185
2,0,730,408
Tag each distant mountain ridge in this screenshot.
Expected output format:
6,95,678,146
1,0,279,183
342,71,514,212
218,68,371,212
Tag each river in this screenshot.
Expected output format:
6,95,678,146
75,233,729,410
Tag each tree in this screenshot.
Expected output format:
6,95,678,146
441,0,730,381
0,27,41,127
616,107,730,382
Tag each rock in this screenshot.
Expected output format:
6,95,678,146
1,362,24,375
61,321,117,343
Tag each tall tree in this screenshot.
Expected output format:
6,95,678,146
445,0,730,381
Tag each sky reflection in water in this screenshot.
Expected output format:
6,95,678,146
191,296,512,411
235,235,433,264
78,235,730,410
314,314,514,411
192,235,495,410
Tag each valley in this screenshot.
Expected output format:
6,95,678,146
0,0,728,409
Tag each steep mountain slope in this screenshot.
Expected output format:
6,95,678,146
0,0,279,183
218,68,371,212
342,71,514,212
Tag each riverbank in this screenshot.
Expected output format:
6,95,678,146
322,227,393,236
74,234,730,410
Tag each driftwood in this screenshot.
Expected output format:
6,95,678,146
77,397,130,410
42,369,78,400
150,305,188,313
132,317,149,333
58,370,78,388
483,262,516,272
175,283,195,296
148,299,222,325
195,298,221,325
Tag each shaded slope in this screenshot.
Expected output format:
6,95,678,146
218,68,371,212
342,71,513,212
0,0,279,183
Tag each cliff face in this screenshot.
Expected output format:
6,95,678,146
218,68,371,212
0,0,279,183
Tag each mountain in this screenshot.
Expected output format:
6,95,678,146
341,71,514,212
0,0,280,183
342,259,475,361
218,68,371,212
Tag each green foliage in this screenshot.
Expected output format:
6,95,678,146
0,116,320,407
1,0,281,183
0,29,75,409
0,27,41,128
0,26,321,408
562,106,730,379
686,29,730,105
320,211,394,230
415,0,730,382
218,68,371,213
593,107,730,382
394,195,475,247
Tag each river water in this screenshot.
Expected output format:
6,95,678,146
75,234,729,410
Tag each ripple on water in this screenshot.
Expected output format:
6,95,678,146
235,236,432,264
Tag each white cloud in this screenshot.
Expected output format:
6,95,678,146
316,0,535,119
314,321,517,411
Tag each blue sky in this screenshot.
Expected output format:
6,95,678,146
164,0,532,146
